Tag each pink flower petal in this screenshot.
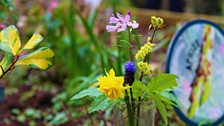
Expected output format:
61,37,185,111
127,22,132,27
117,12,125,22
131,21,139,29
117,24,127,32
109,15,117,24
124,12,130,22
106,25,117,32
48,0,58,12
116,22,122,27
0,23,6,30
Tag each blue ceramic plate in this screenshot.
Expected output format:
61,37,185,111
166,19,224,126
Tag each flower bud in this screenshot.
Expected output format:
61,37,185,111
151,16,164,28
157,17,164,27
147,36,151,42
151,16,158,27
124,61,135,86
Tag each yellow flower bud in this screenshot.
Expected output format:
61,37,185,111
151,16,164,28
137,61,153,75
143,64,152,74
137,61,146,69
147,36,151,42
157,17,164,28
151,16,158,27
151,43,156,48
135,50,145,60
135,42,154,60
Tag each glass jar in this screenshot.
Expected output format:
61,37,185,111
113,101,155,126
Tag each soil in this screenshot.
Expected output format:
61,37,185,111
0,85,80,126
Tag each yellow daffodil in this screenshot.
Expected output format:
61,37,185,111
97,69,128,100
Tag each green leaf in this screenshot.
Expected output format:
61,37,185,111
0,53,13,76
148,74,178,93
11,108,21,115
160,92,181,108
70,87,102,100
1,53,13,69
17,114,26,122
49,112,69,125
88,94,114,113
152,94,168,125
132,80,147,98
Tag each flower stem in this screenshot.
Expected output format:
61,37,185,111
0,55,19,79
124,90,134,126
136,28,157,126
128,29,133,61
117,33,122,75
127,28,136,124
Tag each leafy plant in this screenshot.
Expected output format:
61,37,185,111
71,14,180,126
0,25,54,78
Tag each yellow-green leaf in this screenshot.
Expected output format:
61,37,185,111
0,67,2,77
0,25,21,55
1,53,13,70
15,47,54,70
22,33,43,50
0,53,12,77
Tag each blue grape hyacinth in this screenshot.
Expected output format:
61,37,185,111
124,61,135,86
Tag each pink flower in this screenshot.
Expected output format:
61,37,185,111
106,11,139,32
0,23,6,30
48,0,58,12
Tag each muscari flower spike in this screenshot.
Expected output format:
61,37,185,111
124,61,135,86
125,61,136,73
106,11,139,32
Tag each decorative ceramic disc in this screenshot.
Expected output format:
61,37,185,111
166,19,224,126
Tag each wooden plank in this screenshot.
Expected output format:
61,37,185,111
99,6,224,25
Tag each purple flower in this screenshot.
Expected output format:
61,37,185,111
124,61,135,86
85,0,101,10
106,11,139,32
125,61,136,72
48,0,58,12
0,23,6,30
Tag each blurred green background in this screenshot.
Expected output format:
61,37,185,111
0,0,224,125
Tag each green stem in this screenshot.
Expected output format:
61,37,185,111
75,7,106,70
68,0,79,77
116,33,122,75
136,28,157,126
0,55,18,79
127,28,136,123
124,90,134,126
128,29,133,61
